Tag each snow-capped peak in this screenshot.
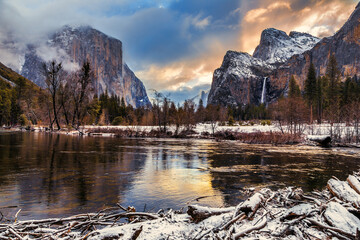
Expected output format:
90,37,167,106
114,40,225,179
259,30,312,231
253,28,320,64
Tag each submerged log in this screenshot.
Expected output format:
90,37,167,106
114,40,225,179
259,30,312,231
327,178,360,207
307,135,331,146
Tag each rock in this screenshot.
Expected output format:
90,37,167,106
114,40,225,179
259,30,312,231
253,28,319,64
21,25,151,108
207,51,275,106
208,29,318,106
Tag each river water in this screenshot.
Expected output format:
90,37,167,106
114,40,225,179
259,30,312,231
0,131,360,220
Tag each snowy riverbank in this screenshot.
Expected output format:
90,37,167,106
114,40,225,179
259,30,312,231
5,122,360,146
2,172,360,239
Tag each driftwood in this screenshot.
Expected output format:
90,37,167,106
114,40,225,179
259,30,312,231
307,218,356,239
232,217,267,239
4,172,360,239
323,201,360,236
280,203,316,221
187,205,235,223
327,178,360,207
235,192,264,218
347,175,360,194
0,208,159,240
307,135,332,146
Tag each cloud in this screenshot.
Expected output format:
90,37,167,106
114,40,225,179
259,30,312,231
239,0,357,53
161,83,211,105
136,36,231,92
191,15,211,30
0,0,357,101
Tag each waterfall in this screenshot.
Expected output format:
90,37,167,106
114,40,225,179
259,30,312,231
260,77,267,104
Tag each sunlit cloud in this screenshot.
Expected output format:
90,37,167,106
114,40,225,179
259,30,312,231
0,0,358,101
239,0,357,54
136,37,230,91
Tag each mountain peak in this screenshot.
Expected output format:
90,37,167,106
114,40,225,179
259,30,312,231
253,28,319,64
208,0,360,107
20,25,150,108
261,28,290,41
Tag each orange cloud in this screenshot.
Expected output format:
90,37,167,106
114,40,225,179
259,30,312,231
136,37,229,91
239,0,357,54
137,0,357,92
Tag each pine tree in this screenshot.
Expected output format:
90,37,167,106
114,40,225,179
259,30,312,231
316,76,325,124
289,76,301,98
304,63,317,123
325,55,341,123
326,55,341,104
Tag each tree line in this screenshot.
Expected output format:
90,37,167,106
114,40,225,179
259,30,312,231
2,55,360,140
271,55,360,141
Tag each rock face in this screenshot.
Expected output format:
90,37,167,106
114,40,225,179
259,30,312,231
208,51,274,105
271,3,360,92
208,4,360,106
190,90,209,106
208,29,319,106
21,26,150,108
253,28,319,64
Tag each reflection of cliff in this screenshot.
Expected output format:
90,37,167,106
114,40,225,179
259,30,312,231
0,133,146,218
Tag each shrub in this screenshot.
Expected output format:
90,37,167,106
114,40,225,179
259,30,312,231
228,116,235,126
111,116,124,126
19,114,29,126
260,120,271,126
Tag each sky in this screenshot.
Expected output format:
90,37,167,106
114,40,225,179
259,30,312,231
0,0,358,101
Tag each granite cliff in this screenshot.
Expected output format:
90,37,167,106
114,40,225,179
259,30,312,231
21,26,150,108
208,3,360,106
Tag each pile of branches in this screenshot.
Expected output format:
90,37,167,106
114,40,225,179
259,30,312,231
0,205,159,240
2,173,360,239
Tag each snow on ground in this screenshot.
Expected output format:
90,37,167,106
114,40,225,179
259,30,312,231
80,122,359,138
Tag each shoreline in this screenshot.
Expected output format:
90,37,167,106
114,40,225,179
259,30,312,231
1,171,360,239
0,124,323,146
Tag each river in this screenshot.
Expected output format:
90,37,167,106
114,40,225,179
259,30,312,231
0,131,359,220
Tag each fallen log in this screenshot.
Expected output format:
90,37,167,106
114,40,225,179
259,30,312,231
232,217,267,239
280,203,316,221
5,171,360,239
307,135,331,146
130,225,143,240
187,205,235,223
327,178,360,207
323,201,360,236
307,218,356,239
347,175,360,195
234,193,264,218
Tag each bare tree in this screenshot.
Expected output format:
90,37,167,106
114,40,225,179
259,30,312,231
70,61,93,129
206,104,220,135
42,60,63,130
270,97,308,135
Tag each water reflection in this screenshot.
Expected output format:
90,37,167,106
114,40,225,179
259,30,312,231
0,133,359,220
